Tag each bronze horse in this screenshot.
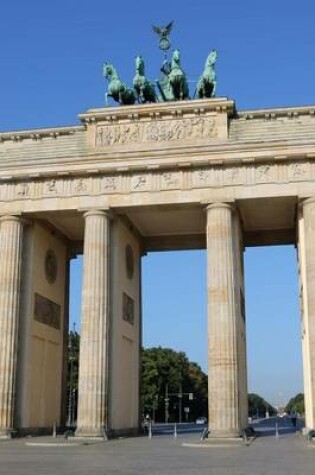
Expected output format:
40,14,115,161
169,49,189,100
196,50,217,99
103,63,135,105
133,56,157,103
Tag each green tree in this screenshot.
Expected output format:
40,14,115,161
285,393,304,415
248,393,276,418
141,347,208,422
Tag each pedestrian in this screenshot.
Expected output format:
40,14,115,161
290,410,297,429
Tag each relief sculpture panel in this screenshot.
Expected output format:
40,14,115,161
95,116,218,147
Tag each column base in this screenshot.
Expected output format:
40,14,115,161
207,428,242,439
75,426,107,440
0,429,14,439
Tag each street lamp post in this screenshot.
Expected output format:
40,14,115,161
165,384,169,423
152,394,158,422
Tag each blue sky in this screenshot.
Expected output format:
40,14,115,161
2,0,312,406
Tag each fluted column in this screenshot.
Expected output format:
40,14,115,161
299,198,315,430
76,210,110,437
0,215,24,437
206,203,241,438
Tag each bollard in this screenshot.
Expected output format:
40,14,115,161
148,421,152,439
275,421,279,439
174,423,177,439
102,426,108,441
52,421,57,438
200,427,208,441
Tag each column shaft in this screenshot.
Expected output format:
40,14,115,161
0,216,24,436
206,203,241,438
299,198,315,430
76,210,110,437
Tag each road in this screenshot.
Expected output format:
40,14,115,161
146,415,303,437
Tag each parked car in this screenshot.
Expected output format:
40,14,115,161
196,417,207,424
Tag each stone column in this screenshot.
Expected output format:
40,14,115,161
206,203,241,438
76,210,110,437
298,198,315,430
0,215,24,437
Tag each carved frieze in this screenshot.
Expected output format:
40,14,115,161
192,168,220,188
223,167,245,186
16,182,30,198
160,171,181,189
44,179,59,196
288,162,309,181
74,178,87,193
255,164,275,183
102,176,119,192
95,116,218,147
0,159,315,204
130,174,151,191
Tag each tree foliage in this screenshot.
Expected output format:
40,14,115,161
248,393,276,418
67,330,80,423
67,330,80,391
141,347,208,422
285,393,304,415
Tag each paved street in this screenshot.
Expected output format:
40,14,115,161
0,419,314,475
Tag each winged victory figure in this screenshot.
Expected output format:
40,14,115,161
152,21,174,51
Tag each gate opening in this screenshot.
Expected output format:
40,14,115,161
245,245,303,416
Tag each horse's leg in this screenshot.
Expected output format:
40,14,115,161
151,87,157,102
180,81,184,100
140,86,145,103
212,81,217,97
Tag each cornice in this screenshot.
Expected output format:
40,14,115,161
79,97,236,123
0,140,314,182
235,104,315,121
0,125,85,143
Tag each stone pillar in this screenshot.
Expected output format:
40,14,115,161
76,210,110,437
206,203,242,438
0,216,24,437
298,198,315,430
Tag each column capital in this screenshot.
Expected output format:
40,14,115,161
299,197,315,211
0,215,30,229
82,209,112,220
204,202,235,213
0,214,23,224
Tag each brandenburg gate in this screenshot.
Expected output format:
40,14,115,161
1,90,315,437
1,96,315,438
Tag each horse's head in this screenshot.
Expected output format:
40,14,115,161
135,55,145,75
103,62,115,79
172,49,181,65
206,50,218,67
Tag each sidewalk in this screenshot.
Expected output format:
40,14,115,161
0,431,314,475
